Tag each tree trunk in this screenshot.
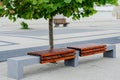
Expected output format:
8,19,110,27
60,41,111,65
0,1,3,6
49,17,54,49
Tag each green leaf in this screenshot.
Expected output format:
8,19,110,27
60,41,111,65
44,0,49,3
64,0,71,3
38,0,49,3
33,0,37,5
38,0,44,3
75,0,83,3
0,6,3,9
8,15,13,20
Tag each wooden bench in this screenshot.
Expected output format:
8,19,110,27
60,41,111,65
67,44,116,57
67,43,116,66
8,48,77,79
67,44,106,57
27,48,76,64
53,18,69,27
7,44,117,79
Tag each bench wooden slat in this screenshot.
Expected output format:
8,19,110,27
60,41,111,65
41,55,75,64
81,48,106,53
41,53,75,61
28,48,75,57
81,51,106,56
80,45,106,50
81,49,106,55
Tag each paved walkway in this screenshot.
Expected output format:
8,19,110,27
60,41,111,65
0,30,120,51
0,11,120,80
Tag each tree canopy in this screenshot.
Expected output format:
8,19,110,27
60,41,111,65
0,0,118,21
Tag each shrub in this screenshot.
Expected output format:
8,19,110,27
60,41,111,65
20,21,29,29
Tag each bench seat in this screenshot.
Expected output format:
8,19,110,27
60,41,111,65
27,48,76,64
67,44,106,56
67,43,116,58
53,18,69,27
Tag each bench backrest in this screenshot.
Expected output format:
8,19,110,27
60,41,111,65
54,18,66,24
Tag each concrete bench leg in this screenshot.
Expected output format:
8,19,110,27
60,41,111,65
7,56,40,80
104,45,116,58
64,51,79,67
55,24,59,27
8,60,23,80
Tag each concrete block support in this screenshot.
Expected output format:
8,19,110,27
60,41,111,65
7,56,40,80
104,44,116,58
64,51,79,67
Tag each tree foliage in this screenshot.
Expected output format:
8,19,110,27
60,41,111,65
0,0,118,21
